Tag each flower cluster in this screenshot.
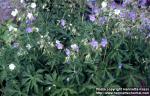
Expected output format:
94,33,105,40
0,0,150,96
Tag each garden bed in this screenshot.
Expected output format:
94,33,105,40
0,0,150,96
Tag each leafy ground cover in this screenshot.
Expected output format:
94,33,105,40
0,0,150,96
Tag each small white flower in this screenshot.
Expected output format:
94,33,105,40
9,63,16,71
69,23,72,26
55,40,63,49
65,56,70,63
31,3,36,8
56,40,60,44
20,0,24,3
8,25,17,32
42,4,47,9
13,28,18,32
35,28,39,32
66,77,70,82
32,27,39,32
85,53,91,60
11,9,18,17
71,44,78,49
27,13,34,20
72,27,76,33
26,44,32,50
18,17,21,21
50,42,54,47
40,35,44,38
48,42,51,44
17,48,27,56
114,9,121,15
101,1,107,8
71,44,79,52
81,39,88,45
48,87,51,90
8,25,14,31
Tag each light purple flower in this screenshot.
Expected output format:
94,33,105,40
123,0,131,5
141,17,149,24
138,0,147,7
128,11,136,21
140,13,145,19
92,7,100,15
89,38,98,49
87,0,96,2
60,19,66,27
99,16,107,25
89,15,96,22
121,3,126,8
140,15,150,31
122,0,131,7
55,40,63,49
26,19,32,25
87,0,97,6
71,44,79,52
12,42,19,48
120,12,127,18
27,13,35,20
110,2,117,9
26,27,33,33
65,48,71,56
100,38,108,48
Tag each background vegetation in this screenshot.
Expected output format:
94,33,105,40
0,0,150,96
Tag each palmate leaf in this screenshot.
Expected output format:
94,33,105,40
0,64,7,81
122,71,144,87
4,80,27,96
51,87,77,96
103,78,120,88
79,83,96,95
146,66,150,87
123,63,135,70
45,72,77,96
44,71,65,89
46,50,65,71
92,75,102,87
104,79,115,87
0,0,150,95
45,73,56,87
5,87,27,96
21,65,44,94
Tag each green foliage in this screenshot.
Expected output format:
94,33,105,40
0,0,150,96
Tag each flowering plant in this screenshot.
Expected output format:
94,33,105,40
0,0,150,96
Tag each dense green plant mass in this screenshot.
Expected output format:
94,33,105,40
0,0,150,96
